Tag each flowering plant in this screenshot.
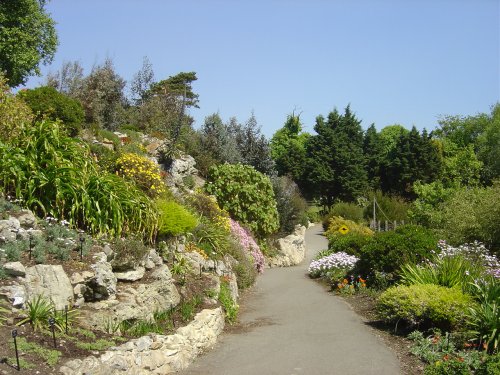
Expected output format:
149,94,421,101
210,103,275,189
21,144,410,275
116,153,166,197
229,219,265,273
436,240,499,279
308,251,359,279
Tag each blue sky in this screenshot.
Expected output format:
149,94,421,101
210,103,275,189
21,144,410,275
25,0,500,137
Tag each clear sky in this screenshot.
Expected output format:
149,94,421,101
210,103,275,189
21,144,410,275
24,0,500,137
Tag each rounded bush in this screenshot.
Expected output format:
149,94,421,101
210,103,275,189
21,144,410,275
116,153,167,197
356,224,437,280
377,284,477,331
328,232,373,257
156,200,198,236
205,164,279,238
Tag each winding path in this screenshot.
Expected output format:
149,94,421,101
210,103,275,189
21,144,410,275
181,224,401,375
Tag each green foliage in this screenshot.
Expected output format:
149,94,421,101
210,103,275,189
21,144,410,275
192,221,231,258
270,113,309,181
409,181,457,228
0,120,157,240
477,353,500,375
178,295,203,322
328,202,365,223
224,240,257,289
399,256,484,294
219,280,239,323
327,232,373,257
0,0,58,87
205,163,279,238
170,253,191,278
0,75,34,142
363,191,410,222
3,239,25,261
119,319,163,337
303,106,368,204
18,86,84,136
156,199,198,237
424,359,472,375
438,182,500,254
89,143,119,173
355,225,437,280
271,176,308,235
75,338,117,351
324,216,373,242
468,278,500,353
17,295,55,331
377,284,477,331
11,336,61,366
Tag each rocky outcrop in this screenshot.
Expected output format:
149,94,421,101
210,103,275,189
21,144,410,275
0,217,21,243
86,253,118,301
59,307,225,375
80,264,180,332
23,265,74,309
266,225,307,268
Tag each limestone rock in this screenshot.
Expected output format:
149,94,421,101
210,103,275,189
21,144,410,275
0,283,26,307
85,253,117,301
114,267,145,282
15,210,37,229
24,265,73,309
3,261,26,277
0,217,21,243
266,225,307,268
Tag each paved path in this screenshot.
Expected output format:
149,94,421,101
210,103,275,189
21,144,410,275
181,224,401,375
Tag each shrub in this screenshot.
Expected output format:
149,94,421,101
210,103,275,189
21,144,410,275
355,224,437,281
229,218,265,274
477,353,500,375
17,295,55,331
192,220,231,258
205,164,279,238
187,191,230,233
156,199,198,237
224,240,257,289
18,86,84,136
0,75,33,142
89,143,119,173
116,153,167,198
327,232,373,257
363,190,410,222
271,176,308,235
219,280,238,324
328,201,364,223
424,359,472,375
111,237,149,271
377,284,477,331
324,216,373,238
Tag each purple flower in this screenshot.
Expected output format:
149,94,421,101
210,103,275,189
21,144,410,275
229,219,265,274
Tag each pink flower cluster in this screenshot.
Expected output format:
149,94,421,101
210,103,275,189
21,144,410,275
229,218,265,274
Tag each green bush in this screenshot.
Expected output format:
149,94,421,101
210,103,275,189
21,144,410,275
89,143,119,173
156,199,198,237
192,220,231,258
328,232,373,257
424,360,472,375
271,175,308,235
18,86,84,136
224,239,257,289
205,164,279,238
477,353,500,375
355,224,437,281
0,75,33,142
377,284,477,331
328,201,364,223
363,190,410,222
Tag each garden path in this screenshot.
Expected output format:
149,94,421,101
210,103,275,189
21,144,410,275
181,224,401,375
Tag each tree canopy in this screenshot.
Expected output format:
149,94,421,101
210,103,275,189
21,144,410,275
0,0,58,87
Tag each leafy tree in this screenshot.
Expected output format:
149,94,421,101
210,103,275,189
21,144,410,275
0,0,58,87
477,104,500,183
18,86,84,136
440,140,482,187
379,124,409,154
271,175,308,235
270,113,309,182
0,74,33,142
199,113,241,165
46,60,84,97
78,58,126,130
435,112,489,148
205,163,279,238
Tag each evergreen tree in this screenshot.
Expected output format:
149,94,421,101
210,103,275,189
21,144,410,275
363,124,384,190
